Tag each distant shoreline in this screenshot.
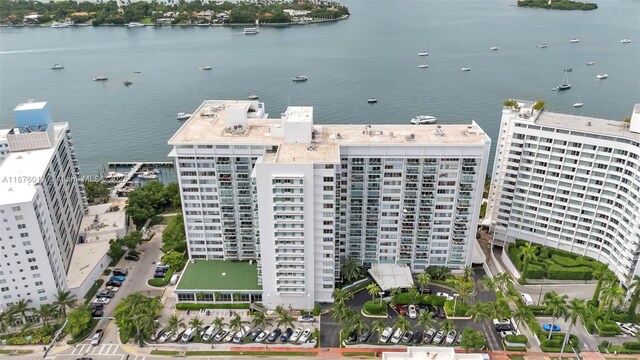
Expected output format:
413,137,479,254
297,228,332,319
0,15,349,29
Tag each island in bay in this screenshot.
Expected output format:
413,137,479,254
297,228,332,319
517,0,598,11
0,0,350,27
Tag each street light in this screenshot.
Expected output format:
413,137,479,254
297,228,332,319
537,283,544,305
307,293,312,315
379,291,385,306
453,294,460,314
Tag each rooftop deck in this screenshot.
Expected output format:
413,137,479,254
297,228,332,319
176,260,261,291
536,111,640,142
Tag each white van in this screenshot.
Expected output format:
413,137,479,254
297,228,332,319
521,293,534,306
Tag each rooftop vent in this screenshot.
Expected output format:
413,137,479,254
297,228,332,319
405,133,416,141
435,126,445,137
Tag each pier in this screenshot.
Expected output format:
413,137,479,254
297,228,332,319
106,161,174,197
107,161,174,168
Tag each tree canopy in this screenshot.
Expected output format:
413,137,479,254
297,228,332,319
114,292,162,345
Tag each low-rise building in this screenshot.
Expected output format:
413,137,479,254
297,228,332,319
382,347,485,360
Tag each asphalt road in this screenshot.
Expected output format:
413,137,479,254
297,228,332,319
320,267,503,350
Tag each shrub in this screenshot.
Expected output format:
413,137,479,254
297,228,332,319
597,321,620,336
148,278,164,287
363,301,387,316
505,334,528,344
538,247,550,259
547,265,592,280
176,303,250,310
83,279,104,305
423,295,446,306
525,264,545,279
533,100,545,111
103,269,111,276
623,342,640,350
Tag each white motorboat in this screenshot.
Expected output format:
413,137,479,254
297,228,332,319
51,63,64,70
244,27,259,35
621,38,631,44
411,115,437,125
418,51,429,56
573,103,583,108
596,73,608,79
569,38,580,43
292,75,308,82
106,171,126,178
367,98,378,104
490,46,499,51
51,21,70,28
418,64,428,69
92,76,108,81
137,171,158,180
201,66,212,70
127,22,145,28
586,61,595,65
176,112,192,120
461,67,471,71
248,94,259,100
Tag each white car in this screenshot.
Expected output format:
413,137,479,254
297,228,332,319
432,330,445,344
181,327,196,342
299,328,312,343
255,330,269,342
90,329,103,346
232,325,250,343
493,318,511,326
104,286,119,292
408,305,417,319
93,297,110,305
500,330,515,339
158,330,172,343
214,328,229,342
379,327,393,343
290,328,303,342
202,326,218,342
445,330,457,345
436,292,453,301
390,328,404,344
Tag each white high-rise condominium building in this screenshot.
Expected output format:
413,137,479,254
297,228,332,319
487,100,640,285
169,100,491,308
0,101,87,312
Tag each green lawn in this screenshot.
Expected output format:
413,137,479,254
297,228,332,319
343,352,376,357
185,351,315,356
176,260,261,291
509,356,524,360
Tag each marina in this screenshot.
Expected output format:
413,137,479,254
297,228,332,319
102,161,174,197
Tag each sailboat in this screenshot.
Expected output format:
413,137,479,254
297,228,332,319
418,57,428,68
52,59,64,70
367,90,378,104
418,41,429,56
557,71,571,91
537,35,548,48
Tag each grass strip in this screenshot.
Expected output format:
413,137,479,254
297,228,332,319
343,351,377,357
83,279,104,304
185,351,315,356
150,350,179,356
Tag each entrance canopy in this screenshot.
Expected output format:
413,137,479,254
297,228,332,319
368,263,414,291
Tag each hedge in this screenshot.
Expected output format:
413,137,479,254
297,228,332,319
525,264,545,279
505,334,528,344
597,321,620,336
176,303,250,310
547,264,592,280
623,342,640,350
83,279,104,305
163,269,175,284
363,301,387,316
528,305,552,315
67,319,99,345
392,293,445,306
148,278,164,287
444,300,469,317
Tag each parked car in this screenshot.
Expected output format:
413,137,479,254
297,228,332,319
249,328,263,341
346,329,357,342
112,268,128,277
202,326,218,342
267,328,282,342
542,323,561,332
213,328,229,342
492,318,511,326
170,329,184,342
432,330,445,344
96,290,114,299
223,330,235,342
181,327,197,342
199,325,211,338
91,308,104,318
395,305,406,316
298,314,315,323
106,280,122,287
104,286,119,292
455,332,463,345
359,328,372,343
255,330,269,342
90,329,103,346
290,328,303,342
92,297,110,305
495,323,512,332
500,330,515,339
436,306,446,319
232,325,250,343
110,275,125,282
408,304,417,319
424,328,436,343
379,327,393,343
299,328,312,343
125,254,140,261
280,327,294,342
158,330,172,343
151,328,165,341
411,331,424,344
390,328,404,344
401,330,413,343
436,292,453,300
445,330,457,345
154,272,165,279
90,303,104,310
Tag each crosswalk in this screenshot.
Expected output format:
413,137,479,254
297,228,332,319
70,344,123,356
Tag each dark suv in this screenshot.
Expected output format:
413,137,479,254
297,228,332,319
125,254,139,261
112,268,128,277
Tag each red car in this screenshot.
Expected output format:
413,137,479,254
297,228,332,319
395,305,406,316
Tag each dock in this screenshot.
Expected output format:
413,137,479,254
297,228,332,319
107,161,174,168
106,161,174,197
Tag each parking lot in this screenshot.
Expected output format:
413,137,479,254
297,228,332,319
320,267,503,350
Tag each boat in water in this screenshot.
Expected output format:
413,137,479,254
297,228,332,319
573,103,583,108
51,21,71,28
123,80,133,86
418,51,429,56
244,27,259,35
176,112,192,120
410,115,437,125
569,38,580,43
490,46,499,51
596,73,608,79
93,76,108,81
564,68,572,72
201,66,212,70
586,61,595,65
248,94,259,100
537,36,548,48
292,75,308,82
106,171,126,178
137,171,158,180
367,98,378,104
51,63,64,70
557,71,571,91
621,38,631,44
127,22,145,28
461,67,471,72
133,70,142,73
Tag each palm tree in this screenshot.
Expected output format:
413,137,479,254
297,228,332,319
561,298,586,355
52,290,77,318
479,275,497,292
451,279,474,305
466,302,490,323
37,304,57,326
367,283,381,303
276,312,295,329
166,313,186,335
494,272,512,293
416,273,431,294
212,317,226,331
591,262,610,305
601,281,625,312
627,275,640,318
512,307,534,330
9,299,33,325
20,322,32,336
518,242,538,281
417,311,435,330
189,317,204,332
543,291,568,340
251,311,273,329
344,315,366,341
228,313,247,332
393,315,411,334
407,288,420,305
371,319,387,340
0,312,9,334
389,288,402,305
332,288,353,307
439,319,456,334
463,266,474,283
340,257,362,282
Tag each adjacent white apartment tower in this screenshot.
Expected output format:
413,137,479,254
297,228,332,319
0,102,87,313
487,101,640,286
169,100,491,308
